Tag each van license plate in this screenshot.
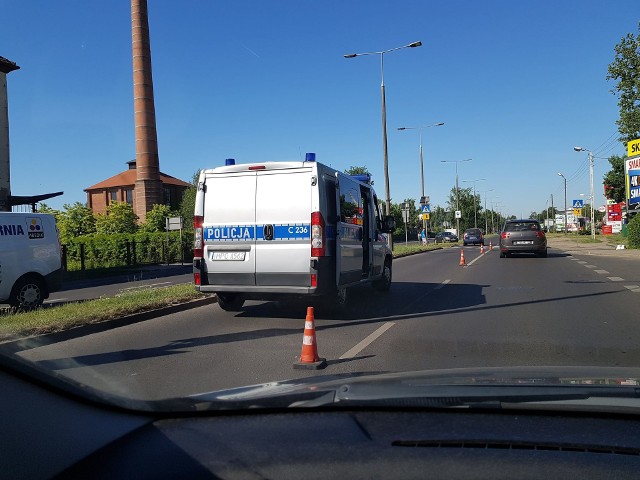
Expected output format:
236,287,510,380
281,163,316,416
514,241,533,245
211,252,246,261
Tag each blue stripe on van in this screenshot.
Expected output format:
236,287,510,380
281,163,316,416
203,224,311,241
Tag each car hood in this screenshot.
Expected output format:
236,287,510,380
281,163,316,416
185,366,640,412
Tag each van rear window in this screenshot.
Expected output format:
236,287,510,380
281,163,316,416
505,222,540,232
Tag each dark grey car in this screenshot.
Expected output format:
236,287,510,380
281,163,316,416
434,232,458,243
499,219,547,258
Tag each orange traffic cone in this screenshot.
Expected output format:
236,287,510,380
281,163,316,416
489,241,493,251
480,243,485,254
293,307,327,370
459,249,466,266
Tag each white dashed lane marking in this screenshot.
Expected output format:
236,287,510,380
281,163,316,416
571,257,637,291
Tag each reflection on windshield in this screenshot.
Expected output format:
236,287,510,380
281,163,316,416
1,1,640,411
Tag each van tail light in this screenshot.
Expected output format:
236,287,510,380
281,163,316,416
311,211,325,257
194,272,201,285
193,215,204,258
536,231,546,239
501,232,509,239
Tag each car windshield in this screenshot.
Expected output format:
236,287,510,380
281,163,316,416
2,0,640,416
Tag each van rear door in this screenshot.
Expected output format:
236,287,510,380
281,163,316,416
255,169,312,287
202,171,257,286
335,173,364,286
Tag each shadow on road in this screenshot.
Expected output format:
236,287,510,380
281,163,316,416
16,286,624,371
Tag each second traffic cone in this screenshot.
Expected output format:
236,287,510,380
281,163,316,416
459,249,466,266
293,307,327,370
489,241,493,251
480,243,485,254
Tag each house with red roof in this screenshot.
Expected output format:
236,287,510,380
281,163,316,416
84,161,191,216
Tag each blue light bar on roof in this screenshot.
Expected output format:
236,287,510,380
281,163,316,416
225,159,236,166
305,153,316,162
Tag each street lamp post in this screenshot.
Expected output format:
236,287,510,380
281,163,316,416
441,159,472,237
397,122,444,233
344,41,423,252
478,189,494,233
462,178,486,229
558,172,567,235
574,146,595,240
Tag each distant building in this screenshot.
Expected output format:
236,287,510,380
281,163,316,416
84,161,190,216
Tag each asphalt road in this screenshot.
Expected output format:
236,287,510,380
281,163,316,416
12,239,640,401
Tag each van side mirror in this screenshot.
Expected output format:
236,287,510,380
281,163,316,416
380,215,395,233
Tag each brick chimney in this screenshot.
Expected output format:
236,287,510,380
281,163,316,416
131,0,163,222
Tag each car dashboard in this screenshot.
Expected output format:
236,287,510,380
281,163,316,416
3,362,640,480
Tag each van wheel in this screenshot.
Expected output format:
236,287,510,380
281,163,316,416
374,260,392,291
10,276,45,310
216,293,245,311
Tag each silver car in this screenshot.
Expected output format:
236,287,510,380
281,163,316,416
499,220,547,258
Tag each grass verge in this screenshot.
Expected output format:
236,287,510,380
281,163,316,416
393,242,445,257
0,283,207,339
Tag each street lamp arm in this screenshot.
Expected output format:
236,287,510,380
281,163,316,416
397,122,445,131
344,41,422,58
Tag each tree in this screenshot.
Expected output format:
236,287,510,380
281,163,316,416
428,205,450,231
179,170,200,230
60,202,97,241
390,199,420,238
344,166,373,185
602,154,626,203
37,203,62,223
95,202,138,235
446,186,481,232
140,204,174,232
38,202,97,243
607,22,640,144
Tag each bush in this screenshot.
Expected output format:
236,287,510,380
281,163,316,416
628,214,640,249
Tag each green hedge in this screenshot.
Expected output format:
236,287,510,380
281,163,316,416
63,231,193,271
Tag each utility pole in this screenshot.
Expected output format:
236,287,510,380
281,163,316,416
551,194,554,232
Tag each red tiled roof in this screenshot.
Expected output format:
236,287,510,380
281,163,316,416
85,169,191,192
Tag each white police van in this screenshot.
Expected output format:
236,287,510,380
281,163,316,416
193,153,395,311
0,212,63,309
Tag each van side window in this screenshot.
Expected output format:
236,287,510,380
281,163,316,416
372,195,384,229
339,182,362,225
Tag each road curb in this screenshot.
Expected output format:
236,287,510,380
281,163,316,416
393,246,444,258
0,296,217,351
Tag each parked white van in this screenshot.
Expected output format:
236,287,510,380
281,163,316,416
193,153,395,311
0,212,63,309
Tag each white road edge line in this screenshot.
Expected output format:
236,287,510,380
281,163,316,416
339,322,395,359
623,285,640,292
594,270,609,274
608,277,625,282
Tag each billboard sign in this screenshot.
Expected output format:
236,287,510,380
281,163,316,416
626,156,640,207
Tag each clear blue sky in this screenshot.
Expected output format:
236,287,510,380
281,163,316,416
1,1,636,218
